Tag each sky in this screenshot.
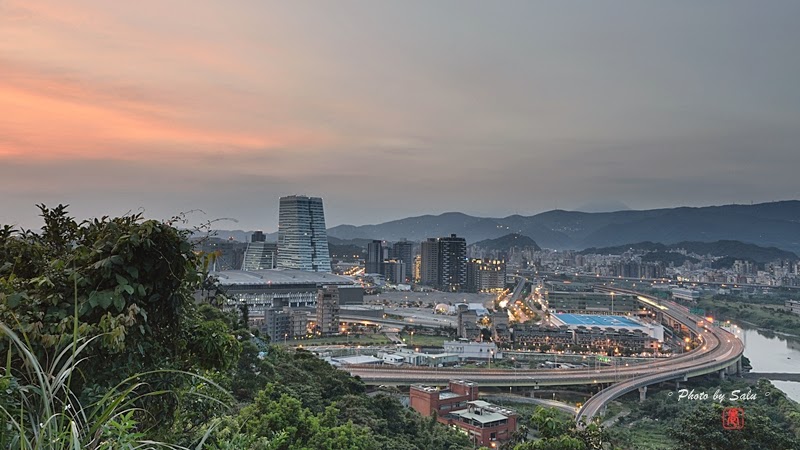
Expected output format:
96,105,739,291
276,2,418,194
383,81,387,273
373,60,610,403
2,1,799,231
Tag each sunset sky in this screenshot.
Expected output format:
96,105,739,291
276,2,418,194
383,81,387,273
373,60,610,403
2,1,799,231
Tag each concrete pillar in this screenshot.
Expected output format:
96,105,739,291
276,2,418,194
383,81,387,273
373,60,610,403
676,380,680,390
719,369,726,381
638,386,647,402
736,359,742,376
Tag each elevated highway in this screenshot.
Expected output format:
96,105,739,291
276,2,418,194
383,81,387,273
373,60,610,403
343,287,743,426
575,287,743,425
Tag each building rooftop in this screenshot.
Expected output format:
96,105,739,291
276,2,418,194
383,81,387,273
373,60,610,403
552,313,642,328
451,409,507,424
412,385,441,393
449,400,515,424
215,269,354,286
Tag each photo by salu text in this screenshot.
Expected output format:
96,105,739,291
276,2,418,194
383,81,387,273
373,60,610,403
674,388,761,402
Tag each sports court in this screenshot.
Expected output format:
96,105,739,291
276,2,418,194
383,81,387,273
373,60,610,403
551,313,642,328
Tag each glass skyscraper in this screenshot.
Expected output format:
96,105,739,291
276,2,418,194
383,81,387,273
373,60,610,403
276,195,332,272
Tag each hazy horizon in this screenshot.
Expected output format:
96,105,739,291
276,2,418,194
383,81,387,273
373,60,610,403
8,197,788,235
3,1,799,230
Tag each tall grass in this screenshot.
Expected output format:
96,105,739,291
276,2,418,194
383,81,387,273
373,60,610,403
0,321,229,449
0,286,227,450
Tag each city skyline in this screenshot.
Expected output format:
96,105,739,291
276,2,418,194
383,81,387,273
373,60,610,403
2,1,800,231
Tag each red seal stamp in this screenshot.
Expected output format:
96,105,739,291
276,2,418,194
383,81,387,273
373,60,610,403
722,407,745,430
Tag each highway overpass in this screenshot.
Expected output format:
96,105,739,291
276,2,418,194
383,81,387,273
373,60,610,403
575,287,743,426
343,286,743,426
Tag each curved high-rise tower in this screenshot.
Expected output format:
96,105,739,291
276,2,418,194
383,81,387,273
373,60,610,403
276,195,332,272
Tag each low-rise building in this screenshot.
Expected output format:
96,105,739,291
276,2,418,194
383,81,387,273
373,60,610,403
513,324,574,347
216,269,355,317
458,309,482,340
544,291,638,314
410,381,517,448
444,341,503,361
672,287,701,302
381,348,461,367
466,259,507,293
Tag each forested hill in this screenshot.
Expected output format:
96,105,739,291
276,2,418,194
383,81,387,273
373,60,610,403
0,206,473,450
579,240,798,263
470,233,541,253
325,201,800,253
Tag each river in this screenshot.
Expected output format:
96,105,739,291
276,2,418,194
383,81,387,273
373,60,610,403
732,325,800,402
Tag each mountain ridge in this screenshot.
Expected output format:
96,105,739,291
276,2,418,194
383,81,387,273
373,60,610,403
325,200,800,253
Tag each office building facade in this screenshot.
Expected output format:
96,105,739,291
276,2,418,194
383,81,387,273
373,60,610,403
277,195,332,272
383,260,406,284
366,240,385,275
466,259,507,293
439,235,467,291
316,286,341,336
420,234,467,291
420,238,440,286
392,240,414,283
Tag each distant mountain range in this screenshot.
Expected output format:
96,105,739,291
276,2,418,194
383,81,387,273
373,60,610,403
205,201,800,255
325,201,800,253
470,233,541,253
580,240,798,263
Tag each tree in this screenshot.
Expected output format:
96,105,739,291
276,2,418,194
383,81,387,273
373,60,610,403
672,402,799,450
516,407,609,450
0,205,240,428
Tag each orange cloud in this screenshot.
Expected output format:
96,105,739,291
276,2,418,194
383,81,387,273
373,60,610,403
0,1,341,163
0,69,313,161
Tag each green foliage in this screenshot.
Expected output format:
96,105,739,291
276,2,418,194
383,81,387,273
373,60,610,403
513,407,609,450
0,206,479,449
606,379,800,450
0,322,226,450
0,206,240,426
0,206,240,382
698,298,800,336
672,402,798,450
515,435,585,450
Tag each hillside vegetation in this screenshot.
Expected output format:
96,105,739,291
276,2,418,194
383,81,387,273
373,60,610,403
325,201,800,253
580,240,797,263
0,206,471,449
